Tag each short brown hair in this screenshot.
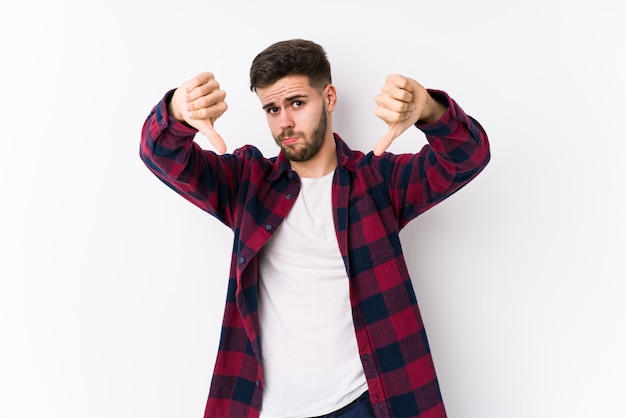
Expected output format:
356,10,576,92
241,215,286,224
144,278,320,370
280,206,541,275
249,39,332,92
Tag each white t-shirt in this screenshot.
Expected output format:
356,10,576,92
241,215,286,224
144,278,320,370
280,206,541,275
257,171,368,418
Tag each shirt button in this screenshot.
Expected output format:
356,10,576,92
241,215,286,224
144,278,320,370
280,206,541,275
265,224,272,231
239,256,245,263
255,380,260,386
285,194,292,200
288,172,294,178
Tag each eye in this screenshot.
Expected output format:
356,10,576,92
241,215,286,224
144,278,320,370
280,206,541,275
267,107,279,115
292,100,303,108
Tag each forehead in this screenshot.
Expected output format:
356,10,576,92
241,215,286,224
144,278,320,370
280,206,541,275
256,75,316,105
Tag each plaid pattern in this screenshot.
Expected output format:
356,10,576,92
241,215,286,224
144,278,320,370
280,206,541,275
140,89,490,418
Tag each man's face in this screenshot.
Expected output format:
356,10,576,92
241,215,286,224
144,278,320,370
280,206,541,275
256,75,330,162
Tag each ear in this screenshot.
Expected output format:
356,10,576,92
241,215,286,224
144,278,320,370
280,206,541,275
324,84,337,111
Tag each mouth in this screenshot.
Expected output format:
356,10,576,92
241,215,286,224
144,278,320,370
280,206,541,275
282,136,299,146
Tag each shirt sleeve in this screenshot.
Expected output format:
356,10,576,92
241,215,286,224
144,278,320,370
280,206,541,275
381,89,491,227
139,89,241,227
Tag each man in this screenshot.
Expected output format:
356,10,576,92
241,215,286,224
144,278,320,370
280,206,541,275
140,39,490,418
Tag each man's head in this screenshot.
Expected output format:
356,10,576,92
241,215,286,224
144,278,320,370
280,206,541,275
250,40,337,170
249,39,332,93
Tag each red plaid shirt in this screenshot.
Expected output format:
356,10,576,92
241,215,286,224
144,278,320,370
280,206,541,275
140,89,490,418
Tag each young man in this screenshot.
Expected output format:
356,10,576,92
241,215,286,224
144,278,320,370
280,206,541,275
140,39,490,418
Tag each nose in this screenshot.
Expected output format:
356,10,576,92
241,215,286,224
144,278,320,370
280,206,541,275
278,109,294,131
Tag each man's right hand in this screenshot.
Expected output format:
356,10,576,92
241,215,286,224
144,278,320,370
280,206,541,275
168,72,228,154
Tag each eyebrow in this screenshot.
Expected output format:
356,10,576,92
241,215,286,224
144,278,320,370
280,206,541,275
262,94,309,111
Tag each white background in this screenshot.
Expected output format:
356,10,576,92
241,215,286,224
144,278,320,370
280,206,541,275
1,1,624,417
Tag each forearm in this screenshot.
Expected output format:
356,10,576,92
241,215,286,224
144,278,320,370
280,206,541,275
417,90,490,185
389,90,490,221
140,90,199,180
139,90,233,220
416,90,448,124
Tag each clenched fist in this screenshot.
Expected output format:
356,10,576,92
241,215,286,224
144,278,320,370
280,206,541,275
373,74,446,156
169,72,229,154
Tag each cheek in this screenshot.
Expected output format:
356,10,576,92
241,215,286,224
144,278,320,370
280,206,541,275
266,118,281,136
296,109,319,131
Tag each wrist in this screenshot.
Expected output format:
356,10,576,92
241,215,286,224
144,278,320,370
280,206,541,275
417,93,447,124
166,89,186,122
